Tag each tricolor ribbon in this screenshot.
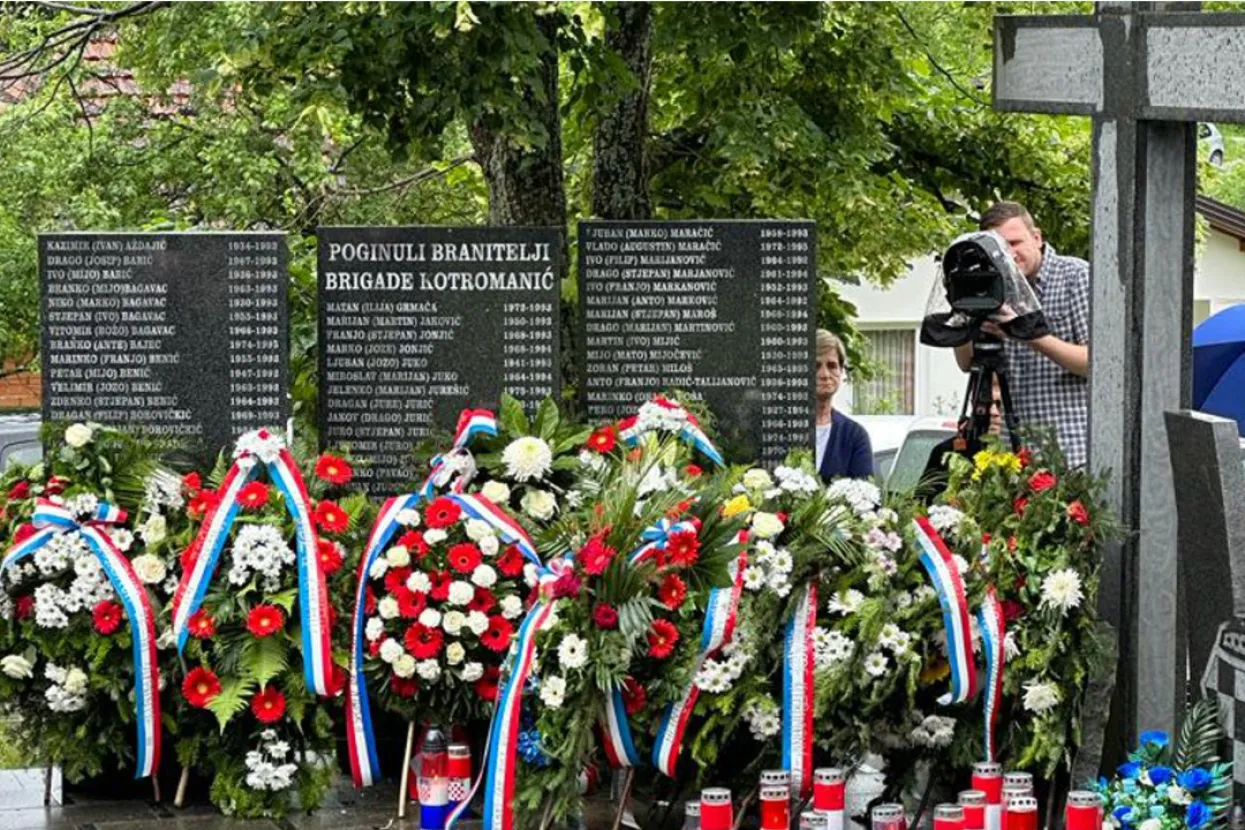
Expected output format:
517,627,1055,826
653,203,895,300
782,582,818,798
651,545,747,777
3,498,161,778
172,431,334,696
449,555,572,830
348,491,538,789
976,542,1006,761
913,516,977,705
627,518,699,567
421,409,498,499
618,399,725,467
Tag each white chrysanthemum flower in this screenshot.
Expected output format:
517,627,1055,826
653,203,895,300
442,611,467,635
521,489,557,521
751,511,785,539
34,584,69,629
558,634,588,670
142,471,184,513
445,642,466,665
379,638,403,664
471,564,498,589
407,571,433,594
466,611,489,636
392,654,416,678
480,534,499,557
481,481,511,504
131,554,167,586
460,662,484,683
742,468,774,490
539,675,566,709
377,596,400,620
386,545,411,568
419,608,443,629
424,528,448,546
465,519,494,542
369,557,390,579
365,617,385,641
1040,568,1084,614
742,567,767,592
502,437,554,482
233,429,284,465
1003,630,1021,660
448,581,474,607
416,660,441,682
64,423,94,448
863,651,890,677
499,595,523,620
827,589,864,615
1022,681,1061,713
138,514,167,546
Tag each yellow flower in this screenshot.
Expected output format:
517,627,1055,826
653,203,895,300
722,494,752,518
996,452,1022,474
972,450,996,480
920,658,951,685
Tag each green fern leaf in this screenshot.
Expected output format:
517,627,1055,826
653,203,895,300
240,636,289,689
207,677,256,732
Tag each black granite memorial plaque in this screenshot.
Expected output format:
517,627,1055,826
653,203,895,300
579,220,814,464
40,232,289,459
318,226,562,494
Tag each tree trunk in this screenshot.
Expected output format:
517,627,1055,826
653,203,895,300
592,2,654,220
469,14,566,229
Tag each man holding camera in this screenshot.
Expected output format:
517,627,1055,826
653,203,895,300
954,201,1089,467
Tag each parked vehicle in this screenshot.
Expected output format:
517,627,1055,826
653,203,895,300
1200,122,1225,166
0,413,41,471
854,415,919,480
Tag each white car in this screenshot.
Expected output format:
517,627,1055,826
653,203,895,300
853,415,920,480
886,417,960,493
1200,123,1225,166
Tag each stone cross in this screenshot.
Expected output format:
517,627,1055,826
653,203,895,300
994,3,1245,738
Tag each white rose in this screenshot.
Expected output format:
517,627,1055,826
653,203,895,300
499,595,523,620
460,662,484,682
442,611,466,635
448,581,474,607
471,564,497,589
419,608,443,628
521,489,557,521
130,554,167,586
466,611,489,636
481,481,511,504
377,596,400,620
416,659,441,681
396,509,421,528
1139,820,1161,830
380,638,404,664
743,468,774,490
424,528,448,546
751,511,785,539
64,423,93,448
365,617,385,641
63,667,88,695
406,571,433,594
1,654,34,680
369,558,390,579
138,514,167,546
392,654,416,678
523,563,539,588
479,535,499,557
386,545,411,568
445,642,466,665
465,519,494,542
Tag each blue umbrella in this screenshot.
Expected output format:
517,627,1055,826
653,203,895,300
1193,304,1245,434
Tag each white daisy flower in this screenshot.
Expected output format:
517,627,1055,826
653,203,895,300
539,675,566,709
558,634,588,670
863,651,889,677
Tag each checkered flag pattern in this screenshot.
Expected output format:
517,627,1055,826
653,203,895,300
1199,620,1245,803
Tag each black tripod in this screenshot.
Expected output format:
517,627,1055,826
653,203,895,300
956,336,1022,453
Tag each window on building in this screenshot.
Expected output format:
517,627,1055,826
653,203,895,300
854,329,915,415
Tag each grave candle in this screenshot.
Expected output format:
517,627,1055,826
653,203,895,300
761,784,791,830
935,804,966,830
1064,791,1103,830
872,803,906,830
701,788,733,830
814,768,845,830
959,790,987,830
1005,796,1039,830
972,762,1003,830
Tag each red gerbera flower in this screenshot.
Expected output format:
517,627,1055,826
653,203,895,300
15,594,34,620
404,623,444,659
315,500,349,534
1066,500,1090,526
187,489,219,520
182,667,221,708
237,481,269,511
586,425,617,454
425,497,461,529
92,600,123,635
391,676,419,698
7,480,30,500
658,573,687,611
578,534,616,576
317,538,344,574
428,570,452,602
496,545,526,578
592,603,619,630
314,453,353,485
399,530,431,559
251,686,286,723
684,464,702,478
246,604,285,638
182,472,202,494
663,530,700,568
474,665,501,701
447,543,483,574
1028,470,1057,493
480,615,514,652
385,566,412,595
647,619,679,659
621,677,647,715
468,587,496,613
187,609,217,639
398,588,427,619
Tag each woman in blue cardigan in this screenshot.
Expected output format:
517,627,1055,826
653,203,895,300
814,329,874,482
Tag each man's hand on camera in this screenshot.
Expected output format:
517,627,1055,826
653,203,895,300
980,304,1018,339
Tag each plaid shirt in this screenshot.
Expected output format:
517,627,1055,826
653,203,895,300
1003,244,1089,467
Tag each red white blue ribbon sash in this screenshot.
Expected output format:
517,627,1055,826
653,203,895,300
172,444,334,697
421,409,498,499
345,493,422,788
628,518,698,567
976,541,1005,761
619,403,725,467
782,582,817,798
913,517,977,705
651,547,746,777
446,493,540,565
2,498,161,779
